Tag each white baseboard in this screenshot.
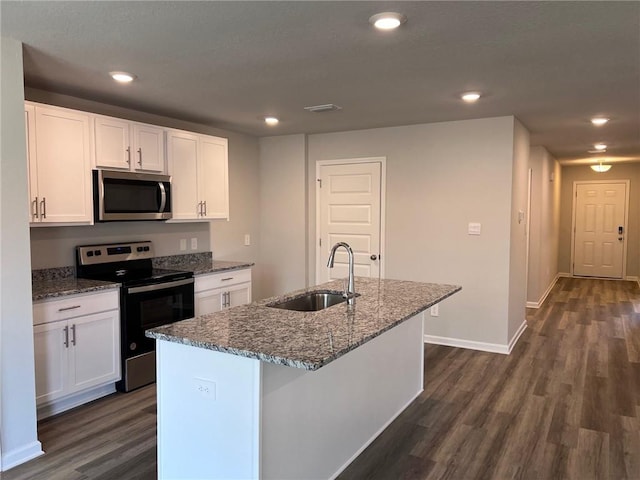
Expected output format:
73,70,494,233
508,320,527,354
424,319,527,356
1,441,44,472
424,334,510,354
526,274,560,309
557,272,572,278
37,383,116,420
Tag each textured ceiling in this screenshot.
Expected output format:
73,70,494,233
2,1,639,165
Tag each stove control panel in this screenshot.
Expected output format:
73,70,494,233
77,241,154,265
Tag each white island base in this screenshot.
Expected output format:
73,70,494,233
156,313,424,480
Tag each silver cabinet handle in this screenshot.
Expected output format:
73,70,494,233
197,201,202,216
63,325,69,348
137,148,142,167
40,197,46,219
32,197,39,219
203,200,207,217
126,146,131,165
58,305,81,312
221,277,234,282
71,324,76,346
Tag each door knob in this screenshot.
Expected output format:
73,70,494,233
370,255,378,261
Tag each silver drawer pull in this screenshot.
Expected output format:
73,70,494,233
58,305,81,312
221,277,234,281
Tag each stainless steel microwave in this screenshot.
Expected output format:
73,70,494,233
94,170,172,222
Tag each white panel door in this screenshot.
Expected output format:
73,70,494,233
199,135,229,219
317,161,382,284
133,123,165,172
573,182,627,278
167,130,199,219
94,115,131,170
33,322,68,405
69,311,120,393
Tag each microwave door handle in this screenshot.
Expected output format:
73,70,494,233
158,182,167,213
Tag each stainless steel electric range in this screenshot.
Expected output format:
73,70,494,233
76,241,194,392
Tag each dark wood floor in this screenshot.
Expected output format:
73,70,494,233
4,277,640,480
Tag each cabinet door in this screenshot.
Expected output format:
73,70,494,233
34,105,92,224
33,322,68,405
199,135,229,219
195,289,224,316
133,123,165,172
94,115,131,170
25,104,39,222
228,283,252,307
167,130,200,220
68,310,121,393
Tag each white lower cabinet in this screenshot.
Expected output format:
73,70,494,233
195,269,252,316
33,290,120,418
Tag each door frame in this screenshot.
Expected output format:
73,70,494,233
570,179,630,279
315,157,387,285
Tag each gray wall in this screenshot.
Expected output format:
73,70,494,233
527,146,561,305
306,117,523,349
1,37,42,470
257,135,308,300
25,89,260,273
559,163,640,277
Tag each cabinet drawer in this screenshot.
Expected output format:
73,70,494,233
33,290,119,326
195,269,252,293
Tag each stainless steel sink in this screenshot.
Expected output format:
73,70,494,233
267,291,348,312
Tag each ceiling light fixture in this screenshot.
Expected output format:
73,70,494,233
461,92,481,103
303,103,342,113
593,143,607,151
264,116,279,126
109,71,136,83
369,12,407,30
591,162,612,173
591,117,609,126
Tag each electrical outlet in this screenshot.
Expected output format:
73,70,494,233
244,234,251,246
191,237,198,250
430,304,439,317
195,378,216,400
179,239,187,251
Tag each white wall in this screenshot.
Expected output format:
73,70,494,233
527,146,561,306
257,135,307,300
24,89,260,271
507,119,530,341
307,117,525,350
0,37,43,471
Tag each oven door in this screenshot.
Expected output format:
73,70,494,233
122,277,194,359
118,277,194,392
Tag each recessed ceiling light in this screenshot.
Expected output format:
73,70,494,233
461,92,481,103
109,71,136,83
369,12,407,30
264,116,279,126
593,143,607,151
591,117,609,126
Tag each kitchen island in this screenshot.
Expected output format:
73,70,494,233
147,277,461,480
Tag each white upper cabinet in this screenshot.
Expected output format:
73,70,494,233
94,114,165,173
167,129,229,221
27,102,93,225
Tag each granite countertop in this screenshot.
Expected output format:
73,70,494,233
32,267,120,301
147,277,462,371
152,252,253,276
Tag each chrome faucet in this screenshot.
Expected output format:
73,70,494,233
327,242,356,306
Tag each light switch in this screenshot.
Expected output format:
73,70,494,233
191,238,198,250
244,234,251,246
468,223,481,235
179,239,187,251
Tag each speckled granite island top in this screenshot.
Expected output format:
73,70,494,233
147,277,461,371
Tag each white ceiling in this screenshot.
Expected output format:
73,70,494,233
2,1,639,165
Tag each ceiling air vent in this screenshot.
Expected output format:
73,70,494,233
303,104,342,113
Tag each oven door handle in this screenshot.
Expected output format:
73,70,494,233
127,277,194,295
158,182,167,213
